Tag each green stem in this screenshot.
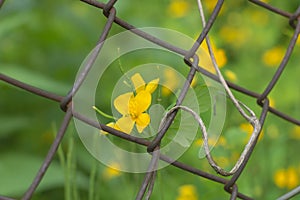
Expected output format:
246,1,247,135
66,136,74,200
89,133,99,200
88,159,97,200
117,48,135,91
93,106,115,120
52,123,68,200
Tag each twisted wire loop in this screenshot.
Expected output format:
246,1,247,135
195,0,262,177
0,0,300,199
147,56,198,152
161,104,260,176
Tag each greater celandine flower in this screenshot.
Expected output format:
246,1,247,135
112,73,159,134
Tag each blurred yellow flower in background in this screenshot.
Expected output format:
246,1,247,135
249,10,269,26
202,0,226,14
219,26,251,48
274,169,286,188
268,96,275,108
217,136,227,146
274,167,299,189
195,135,227,147
167,0,190,18
103,162,122,180
190,75,198,88
262,46,285,67
176,184,198,200
240,122,264,142
162,68,180,96
114,73,159,134
224,70,237,82
195,137,215,147
215,156,230,169
290,126,300,139
198,41,227,74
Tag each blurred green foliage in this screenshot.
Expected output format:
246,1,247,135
1,0,300,199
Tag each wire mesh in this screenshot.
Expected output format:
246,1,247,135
0,0,299,199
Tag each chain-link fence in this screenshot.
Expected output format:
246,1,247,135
0,0,299,199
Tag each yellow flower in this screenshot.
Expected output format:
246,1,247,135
162,68,180,96
269,96,275,107
286,167,299,189
262,46,285,67
198,41,227,74
296,36,300,46
103,162,121,179
290,126,300,139
215,156,230,168
162,68,199,96
114,73,159,134
240,122,263,142
100,122,121,135
249,10,269,26
274,169,286,189
176,184,198,200
195,138,214,147
190,76,198,88
202,0,216,13
202,0,226,14
219,26,251,48
195,135,226,147
167,0,190,18
274,167,299,189
217,136,227,146
130,73,159,94
224,70,237,82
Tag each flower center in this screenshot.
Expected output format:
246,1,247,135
129,98,139,120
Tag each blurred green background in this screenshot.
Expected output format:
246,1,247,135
0,0,300,199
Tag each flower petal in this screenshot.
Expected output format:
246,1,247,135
100,122,115,135
131,90,151,115
131,73,145,93
115,116,135,134
145,78,159,93
114,92,133,115
135,113,150,133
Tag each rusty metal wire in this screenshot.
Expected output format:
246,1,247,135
0,0,299,199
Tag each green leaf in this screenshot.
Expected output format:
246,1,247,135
0,152,89,197
0,153,64,196
1,65,70,95
0,116,29,139
193,85,212,113
0,13,32,39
